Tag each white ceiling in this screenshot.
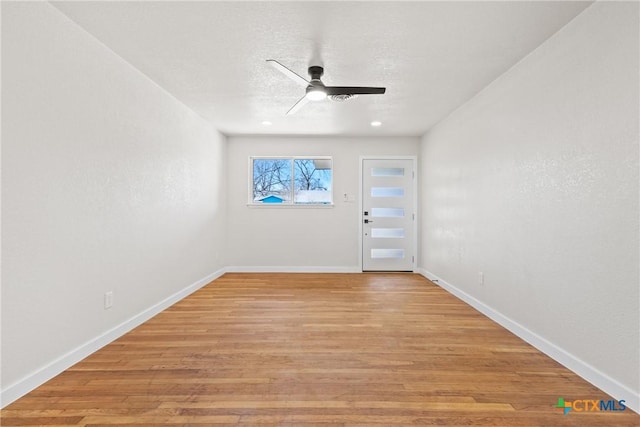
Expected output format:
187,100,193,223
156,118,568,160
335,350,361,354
52,1,592,137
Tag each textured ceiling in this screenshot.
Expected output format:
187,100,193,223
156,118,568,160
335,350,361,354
52,1,592,136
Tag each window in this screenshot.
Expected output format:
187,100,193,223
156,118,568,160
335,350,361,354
251,157,333,205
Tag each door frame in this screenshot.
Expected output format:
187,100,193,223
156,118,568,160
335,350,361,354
358,155,418,272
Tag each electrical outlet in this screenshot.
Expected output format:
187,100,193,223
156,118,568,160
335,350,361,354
104,291,114,309
479,272,484,285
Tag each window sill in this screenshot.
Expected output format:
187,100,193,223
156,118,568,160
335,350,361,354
247,203,335,209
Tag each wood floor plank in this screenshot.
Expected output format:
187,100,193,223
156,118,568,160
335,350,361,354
2,273,638,426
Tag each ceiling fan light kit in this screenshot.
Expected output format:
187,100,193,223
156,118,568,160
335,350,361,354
267,59,386,115
306,88,327,101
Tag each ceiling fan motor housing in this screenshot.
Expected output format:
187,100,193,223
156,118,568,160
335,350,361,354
308,66,324,80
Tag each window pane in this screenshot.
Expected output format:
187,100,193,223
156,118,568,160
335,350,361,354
371,187,404,197
371,248,405,259
252,158,291,203
371,207,404,217
294,159,332,204
371,228,405,238
371,167,404,177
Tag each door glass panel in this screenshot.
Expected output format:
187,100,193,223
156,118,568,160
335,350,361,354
371,207,404,217
371,167,404,177
371,228,405,238
371,187,404,197
371,248,405,259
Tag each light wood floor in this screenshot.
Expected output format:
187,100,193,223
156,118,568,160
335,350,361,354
2,273,638,426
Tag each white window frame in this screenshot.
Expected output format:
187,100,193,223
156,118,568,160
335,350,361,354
248,156,334,207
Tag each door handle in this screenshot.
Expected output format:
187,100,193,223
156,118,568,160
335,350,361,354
364,219,373,224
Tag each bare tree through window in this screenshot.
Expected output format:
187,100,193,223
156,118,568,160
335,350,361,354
294,159,327,190
251,157,332,204
252,159,291,201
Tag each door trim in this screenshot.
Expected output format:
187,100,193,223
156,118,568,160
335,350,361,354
358,155,418,272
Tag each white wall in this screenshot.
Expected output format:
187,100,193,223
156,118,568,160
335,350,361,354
226,136,419,270
420,1,639,410
1,2,227,404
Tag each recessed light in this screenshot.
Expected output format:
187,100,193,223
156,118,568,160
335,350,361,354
371,121,382,127
261,120,272,126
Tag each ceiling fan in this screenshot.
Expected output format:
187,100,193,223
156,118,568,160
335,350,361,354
267,59,386,115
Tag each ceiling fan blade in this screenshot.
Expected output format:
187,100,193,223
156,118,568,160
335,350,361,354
267,60,309,87
325,86,386,95
286,95,310,115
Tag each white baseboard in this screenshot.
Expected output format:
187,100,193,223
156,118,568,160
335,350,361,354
0,268,226,408
226,266,361,273
417,268,639,414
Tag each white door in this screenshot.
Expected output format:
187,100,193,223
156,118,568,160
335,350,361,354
362,158,415,271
